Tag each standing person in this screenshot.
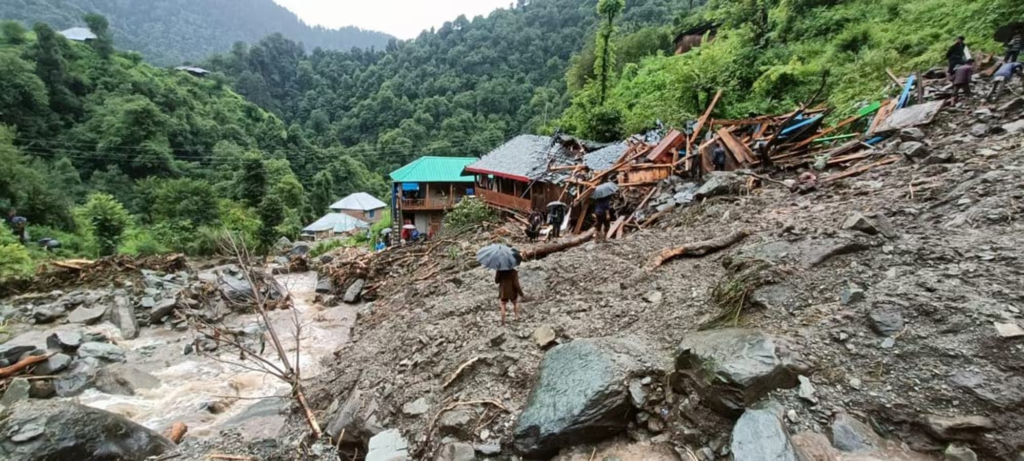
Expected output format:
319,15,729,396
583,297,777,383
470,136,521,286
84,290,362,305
525,211,543,241
1006,33,1022,63
712,143,727,171
6,209,26,243
951,59,975,105
947,36,967,78
495,269,525,324
987,61,1024,101
547,204,566,240
594,195,612,240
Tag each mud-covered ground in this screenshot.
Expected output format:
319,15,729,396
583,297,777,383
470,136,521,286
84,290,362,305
280,99,1024,460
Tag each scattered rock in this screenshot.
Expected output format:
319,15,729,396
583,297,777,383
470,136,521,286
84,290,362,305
923,415,995,441
899,141,930,159
149,298,177,324
797,376,817,404
326,388,385,444
869,310,905,337
54,358,102,397
731,405,802,461
32,307,58,324
46,331,84,352
628,379,647,408
881,337,896,349
109,292,140,340
994,322,1024,339
67,305,108,325
0,378,31,409
32,353,72,375
489,332,506,348
841,212,896,238
0,345,35,365
900,128,926,141
643,291,664,304
0,400,174,461
945,444,978,461
532,326,557,349
77,342,127,363
840,286,865,305
344,279,366,304
675,329,805,417
831,412,881,452
366,429,410,461
969,123,989,138
512,336,669,458
316,277,333,294
435,442,476,461
949,371,1024,407
140,297,156,309
28,380,56,399
437,408,475,438
95,364,161,396
402,397,430,417
475,443,501,456
695,171,745,199
1002,119,1024,135
923,152,957,164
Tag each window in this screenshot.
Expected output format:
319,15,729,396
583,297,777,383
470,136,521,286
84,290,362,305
368,210,375,218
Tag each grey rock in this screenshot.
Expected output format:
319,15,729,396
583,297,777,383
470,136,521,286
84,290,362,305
969,123,989,138
899,141,930,159
402,397,430,417
95,364,160,396
46,331,84,352
219,275,255,303
899,128,926,141
149,298,177,324
289,242,311,257
831,412,881,452
869,310,905,337
881,338,896,349
1003,119,1024,135
731,405,801,461
840,287,865,305
750,284,800,311
344,279,366,304
109,293,139,340
797,376,816,404
949,371,1024,408
68,305,108,325
221,398,289,440
532,326,557,349
435,442,476,461
475,443,501,455
29,380,57,399
32,308,58,324
512,336,669,458
994,322,1024,339
727,238,867,270
0,345,35,364
325,388,385,444
675,329,803,417
923,152,957,165
437,408,475,438
643,291,664,305
32,353,72,375
54,358,102,397
316,277,333,294
628,379,647,408
77,342,127,363
841,212,896,238
0,400,174,460
0,378,31,409
923,414,995,441
695,172,745,200
366,429,410,461
945,444,977,461
140,297,156,309
489,332,506,348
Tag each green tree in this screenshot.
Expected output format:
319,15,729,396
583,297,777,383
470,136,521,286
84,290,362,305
77,193,131,256
237,154,268,208
595,0,626,105
83,13,114,59
0,228,33,283
32,23,81,121
1,20,27,45
256,194,285,253
152,179,220,226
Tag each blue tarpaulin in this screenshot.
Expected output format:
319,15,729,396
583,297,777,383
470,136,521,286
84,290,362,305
401,183,420,191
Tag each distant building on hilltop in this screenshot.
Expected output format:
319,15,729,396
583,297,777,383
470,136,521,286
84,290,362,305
674,23,719,55
59,27,97,42
174,66,212,77
389,156,477,236
329,192,387,224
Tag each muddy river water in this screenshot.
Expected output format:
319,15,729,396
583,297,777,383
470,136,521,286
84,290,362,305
5,271,355,439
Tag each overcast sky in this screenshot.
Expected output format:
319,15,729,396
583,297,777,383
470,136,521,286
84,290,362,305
273,0,512,39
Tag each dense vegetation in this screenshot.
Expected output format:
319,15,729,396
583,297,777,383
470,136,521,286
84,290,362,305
0,18,384,273
0,0,393,66
559,0,1024,140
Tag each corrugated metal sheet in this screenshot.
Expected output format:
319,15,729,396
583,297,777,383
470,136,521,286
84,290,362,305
329,193,387,211
302,213,370,233
389,156,477,183
59,27,97,41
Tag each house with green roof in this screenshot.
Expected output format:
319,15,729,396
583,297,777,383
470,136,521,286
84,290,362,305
389,156,477,236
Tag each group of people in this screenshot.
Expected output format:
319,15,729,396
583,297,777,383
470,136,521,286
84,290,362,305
525,201,568,242
946,33,1024,104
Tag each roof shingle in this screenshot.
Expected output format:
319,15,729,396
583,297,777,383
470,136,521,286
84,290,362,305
389,156,477,183
329,193,386,211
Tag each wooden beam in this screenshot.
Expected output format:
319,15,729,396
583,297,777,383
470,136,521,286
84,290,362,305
717,128,756,165
822,156,900,183
573,201,590,235
689,90,723,146
607,216,626,239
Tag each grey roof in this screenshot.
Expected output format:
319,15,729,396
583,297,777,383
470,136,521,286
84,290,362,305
59,27,97,41
175,66,211,75
466,135,580,182
302,213,370,234
584,142,629,172
329,192,387,211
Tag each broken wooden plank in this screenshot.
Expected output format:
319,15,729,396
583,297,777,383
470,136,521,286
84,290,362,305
822,156,901,183
648,231,750,269
688,89,724,145
717,128,756,165
646,129,685,163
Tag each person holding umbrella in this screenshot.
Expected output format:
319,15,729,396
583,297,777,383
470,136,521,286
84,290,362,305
546,201,567,240
592,182,618,241
477,244,525,324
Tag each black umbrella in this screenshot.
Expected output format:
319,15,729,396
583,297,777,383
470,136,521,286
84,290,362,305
592,182,619,199
476,244,521,271
996,23,1024,43
547,201,568,209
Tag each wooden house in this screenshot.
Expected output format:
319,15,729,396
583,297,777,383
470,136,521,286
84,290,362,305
673,23,718,55
330,192,387,224
389,156,477,236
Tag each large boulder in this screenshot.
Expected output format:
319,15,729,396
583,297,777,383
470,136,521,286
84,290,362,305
675,329,806,417
344,279,366,304
94,364,161,396
366,429,410,461
0,400,174,461
731,405,802,461
46,331,84,352
77,342,127,363
68,305,108,325
149,298,178,324
695,171,745,200
0,345,35,366
108,291,139,340
512,336,670,458
54,358,103,397
325,388,385,444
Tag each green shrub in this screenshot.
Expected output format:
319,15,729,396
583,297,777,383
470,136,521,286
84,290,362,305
310,238,354,258
443,197,496,232
0,230,33,282
75,193,131,256
120,229,170,256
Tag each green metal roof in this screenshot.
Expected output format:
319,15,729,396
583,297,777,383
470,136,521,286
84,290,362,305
389,156,477,183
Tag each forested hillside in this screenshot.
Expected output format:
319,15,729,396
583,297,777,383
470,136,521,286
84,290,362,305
0,17,386,278
202,0,696,175
0,0,393,66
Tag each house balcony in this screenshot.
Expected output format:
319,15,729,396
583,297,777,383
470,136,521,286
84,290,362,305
478,189,531,213
399,197,456,211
